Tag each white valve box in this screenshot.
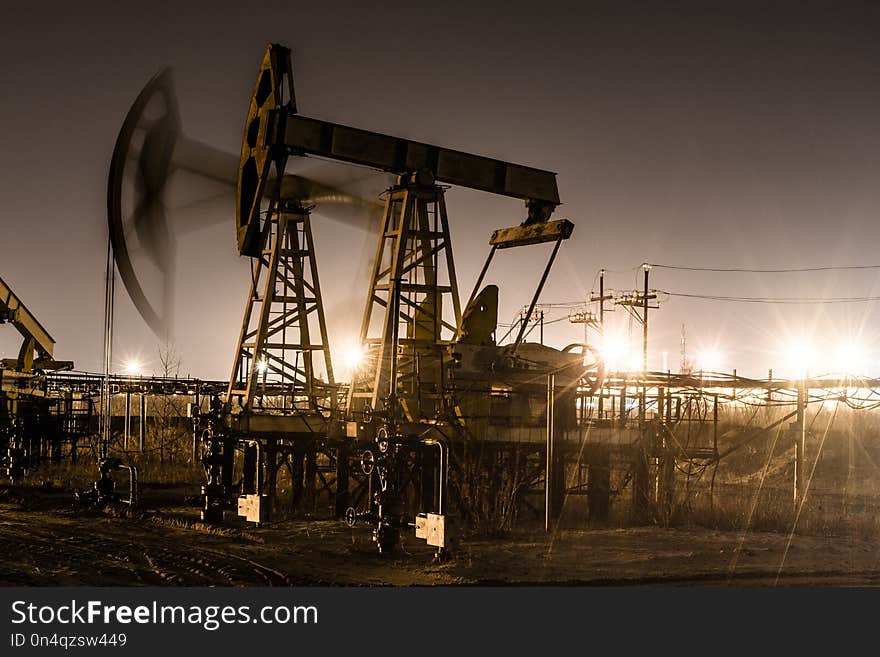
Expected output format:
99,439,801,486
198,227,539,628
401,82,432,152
415,512,447,548
237,494,268,525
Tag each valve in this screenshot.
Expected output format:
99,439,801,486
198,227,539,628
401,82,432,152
77,457,138,508
360,450,375,475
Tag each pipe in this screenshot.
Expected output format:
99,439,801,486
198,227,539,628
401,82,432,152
126,465,138,507
545,373,555,532
253,440,264,494
420,437,447,516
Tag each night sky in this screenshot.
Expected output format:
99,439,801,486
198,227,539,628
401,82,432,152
2,1,880,379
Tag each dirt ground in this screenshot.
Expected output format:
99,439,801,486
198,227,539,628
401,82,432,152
1,484,879,586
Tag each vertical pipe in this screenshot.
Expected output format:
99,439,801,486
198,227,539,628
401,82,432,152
597,269,606,421
192,386,200,462
545,373,555,532
335,443,350,518
713,394,719,457
128,465,138,508
416,353,423,416
421,440,446,516
305,445,317,513
242,442,257,494
266,439,277,518
641,265,649,426
438,442,445,516
642,265,649,375
138,394,146,453
389,275,402,422
794,378,806,509
847,422,855,504
255,441,263,493
124,391,131,450
102,239,115,460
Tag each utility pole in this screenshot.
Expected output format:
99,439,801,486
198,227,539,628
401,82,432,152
590,269,614,338
590,269,614,421
614,278,657,365
642,263,649,376
614,265,657,424
568,309,598,347
642,264,649,424
519,306,545,344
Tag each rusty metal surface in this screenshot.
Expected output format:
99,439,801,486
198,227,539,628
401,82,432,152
0,276,56,360
278,113,560,205
236,45,295,257
489,218,574,249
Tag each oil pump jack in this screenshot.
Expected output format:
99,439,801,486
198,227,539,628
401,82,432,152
224,44,595,555
0,277,74,480
109,44,601,556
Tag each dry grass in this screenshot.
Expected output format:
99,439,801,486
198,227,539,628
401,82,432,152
14,395,880,542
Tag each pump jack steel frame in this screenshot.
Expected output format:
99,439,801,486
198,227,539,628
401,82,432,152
109,43,583,558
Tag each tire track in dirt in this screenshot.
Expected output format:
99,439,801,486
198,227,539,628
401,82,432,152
0,533,144,585
197,547,293,585
141,546,290,586
0,514,293,586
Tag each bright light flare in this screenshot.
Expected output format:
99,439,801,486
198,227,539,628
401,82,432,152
627,354,643,372
344,345,365,372
697,348,722,372
783,338,814,378
256,359,269,375
834,342,867,375
599,333,629,371
123,359,142,376
336,341,366,382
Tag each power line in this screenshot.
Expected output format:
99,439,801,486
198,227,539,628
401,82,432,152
649,263,880,273
663,291,880,304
